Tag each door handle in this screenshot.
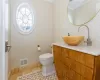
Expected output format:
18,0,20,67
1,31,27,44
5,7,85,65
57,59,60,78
6,45,11,52
5,41,11,52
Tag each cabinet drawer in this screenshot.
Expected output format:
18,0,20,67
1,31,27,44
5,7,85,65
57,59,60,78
70,59,76,71
73,72,81,80
79,52,94,68
63,57,71,67
81,65,93,80
69,50,78,61
84,53,94,68
69,69,81,80
63,65,70,78
55,61,69,80
81,76,86,80
68,69,76,80
62,48,69,58
69,49,94,68
70,60,82,74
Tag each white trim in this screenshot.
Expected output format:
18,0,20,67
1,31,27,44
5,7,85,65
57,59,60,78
0,0,6,80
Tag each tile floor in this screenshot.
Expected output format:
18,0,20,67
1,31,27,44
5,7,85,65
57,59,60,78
17,68,58,80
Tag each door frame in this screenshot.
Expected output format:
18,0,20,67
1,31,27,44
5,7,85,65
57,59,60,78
0,0,6,80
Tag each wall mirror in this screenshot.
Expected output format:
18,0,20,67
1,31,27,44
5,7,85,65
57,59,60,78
68,0,100,26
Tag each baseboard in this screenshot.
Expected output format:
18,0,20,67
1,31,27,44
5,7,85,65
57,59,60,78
8,62,41,80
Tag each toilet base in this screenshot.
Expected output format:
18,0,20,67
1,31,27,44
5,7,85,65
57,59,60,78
42,64,55,76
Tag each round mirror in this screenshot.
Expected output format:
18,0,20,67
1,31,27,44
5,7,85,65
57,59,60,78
68,0,100,26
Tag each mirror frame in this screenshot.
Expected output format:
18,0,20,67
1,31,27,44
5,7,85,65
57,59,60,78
67,1,100,26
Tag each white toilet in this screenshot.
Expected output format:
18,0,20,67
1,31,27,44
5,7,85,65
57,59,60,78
39,53,55,76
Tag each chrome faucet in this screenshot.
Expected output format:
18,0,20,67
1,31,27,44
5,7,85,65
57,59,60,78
78,25,92,46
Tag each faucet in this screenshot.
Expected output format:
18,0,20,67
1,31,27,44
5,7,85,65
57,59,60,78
78,25,92,46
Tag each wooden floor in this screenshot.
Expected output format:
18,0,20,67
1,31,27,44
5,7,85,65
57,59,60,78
9,63,57,80
9,67,41,80
9,63,41,80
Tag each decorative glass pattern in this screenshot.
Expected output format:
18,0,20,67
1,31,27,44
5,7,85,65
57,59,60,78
17,68,57,80
16,3,34,34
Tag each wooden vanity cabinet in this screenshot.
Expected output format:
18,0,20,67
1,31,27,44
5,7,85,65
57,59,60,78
53,45,100,80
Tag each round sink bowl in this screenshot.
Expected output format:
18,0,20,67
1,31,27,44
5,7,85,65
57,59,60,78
62,36,84,46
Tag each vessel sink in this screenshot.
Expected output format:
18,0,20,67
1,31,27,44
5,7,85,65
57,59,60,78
62,36,84,46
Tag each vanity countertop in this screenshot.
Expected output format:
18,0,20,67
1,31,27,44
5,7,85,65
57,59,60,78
53,42,100,56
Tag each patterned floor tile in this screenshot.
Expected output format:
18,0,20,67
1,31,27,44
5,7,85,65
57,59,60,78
17,68,58,80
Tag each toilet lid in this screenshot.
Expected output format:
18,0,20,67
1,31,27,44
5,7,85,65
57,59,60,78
39,53,53,59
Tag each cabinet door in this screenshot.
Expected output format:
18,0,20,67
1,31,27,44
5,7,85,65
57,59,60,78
53,45,62,61
55,61,65,80
53,45,63,80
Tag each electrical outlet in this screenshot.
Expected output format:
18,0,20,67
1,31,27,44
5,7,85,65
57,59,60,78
20,58,28,67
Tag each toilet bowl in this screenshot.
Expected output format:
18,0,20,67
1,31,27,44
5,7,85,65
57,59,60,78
39,53,55,76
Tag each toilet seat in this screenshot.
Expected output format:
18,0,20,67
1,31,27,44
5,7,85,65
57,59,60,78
39,53,53,60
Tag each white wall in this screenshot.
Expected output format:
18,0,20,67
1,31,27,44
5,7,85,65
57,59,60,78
53,0,100,46
10,0,53,69
9,0,100,70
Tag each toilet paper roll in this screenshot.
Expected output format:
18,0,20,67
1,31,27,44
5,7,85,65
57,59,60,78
37,45,41,51
38,47,41,51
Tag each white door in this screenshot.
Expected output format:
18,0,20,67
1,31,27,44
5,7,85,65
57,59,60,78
5,0,9,80
0,0,6,80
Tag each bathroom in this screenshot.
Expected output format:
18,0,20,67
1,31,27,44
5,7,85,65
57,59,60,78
0,0,100,80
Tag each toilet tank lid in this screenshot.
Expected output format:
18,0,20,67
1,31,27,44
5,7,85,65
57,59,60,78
39,53,53,59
